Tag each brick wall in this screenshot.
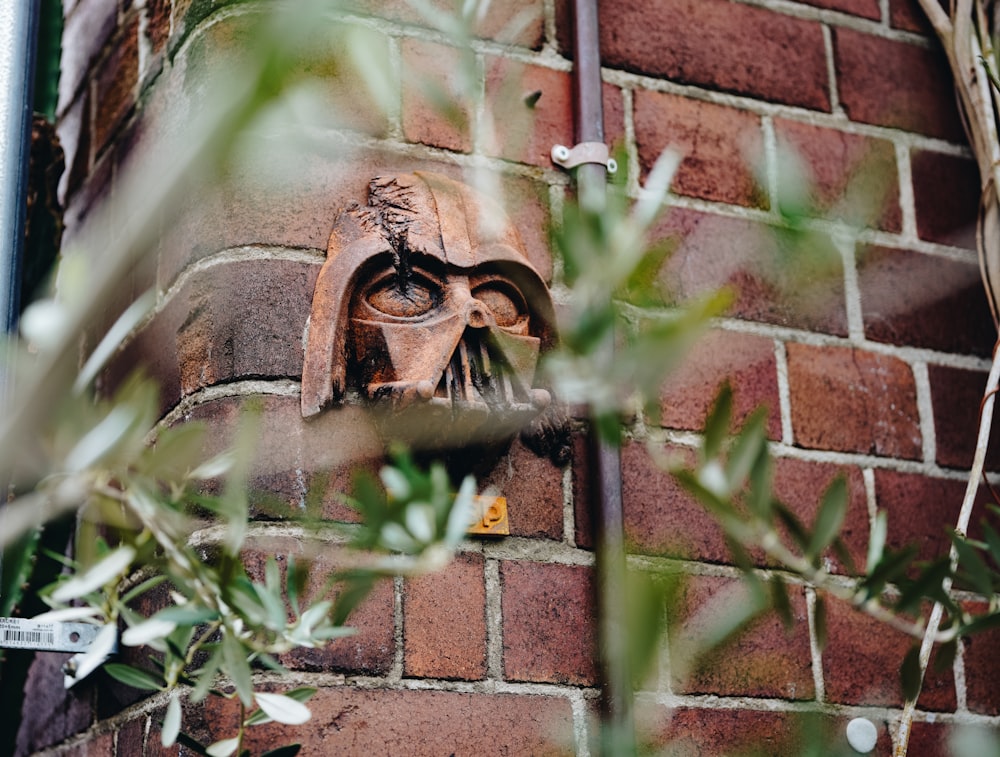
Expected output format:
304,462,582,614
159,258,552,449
18,0,1000,755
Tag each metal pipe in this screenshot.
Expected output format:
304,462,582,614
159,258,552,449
0,0,39,336
570,0,636,751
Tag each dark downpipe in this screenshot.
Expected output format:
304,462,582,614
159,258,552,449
571,0,636,752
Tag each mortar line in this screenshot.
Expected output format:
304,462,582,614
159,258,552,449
805,587,827,703
392,574,405,681
912,361,937,466
895,140,919,242
822,23,842,116
761,114,779,221
562,466,577,547
485,557,504,680
774,338,795,446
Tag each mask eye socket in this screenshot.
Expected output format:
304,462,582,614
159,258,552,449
472,281,528,329
365,275,440,319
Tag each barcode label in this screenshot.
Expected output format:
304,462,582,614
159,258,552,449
1,626,55,648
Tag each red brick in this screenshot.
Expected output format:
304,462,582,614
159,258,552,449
145,0,172,53
834,28,964,141
654,208,849,335
115,717,146,756
402,40,472,153
403,553,486,680
634,91,765,208
15,651,94,754
670,575,814,699
484,58,573,168
772,458,870,574
775,119,901,231
961,601,1000,715
597,0,830,110
346,0,545,48
59,0,119,114
59,731,114,757
94,18,140,154
858,246,993,356
906,721,954,757
786,343,922,459
821,596,956,709
501,560,598,684
874,469,991,564
791,0,880,16
658,329,781,439
602,81,626,149
481,438,564,540
890,0,940,34
199,687,574,756
929,364,1000,470
911,150,980,250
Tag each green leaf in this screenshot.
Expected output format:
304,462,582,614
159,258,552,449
222,633,254,707
981,521,1000,569
951,532,994,597
153,605,221,625
190,647,223,703
900,644,924,702
959,611,1000,636
103,663,165,691
120,574,168,604
332,573,375,627
0,528,40,617
861,545,919,600
933,638,958,675
813,595,827,652
895,557,952,615
770,575,793,631
702,384,733,460
866,510,888,573
724,406,769,492
806,477,848,561
745,442,773,521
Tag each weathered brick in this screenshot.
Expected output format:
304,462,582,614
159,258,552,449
786,343,922,459
346,0,545,48
890,0,940,34
929,364,1000,470
791,0,880,16
911,150,980,250
775,119,900,231
115,717,147,757
94,18,140,155
404,552,486,679
597,0,830,110
657,329,781,439
654,208,848,335
481,438,564,540
821,595,956,709
402,40,474,153
484,58,573,168
501,560,598,685
634,90,765,208
59,0,119,114
834,28,964,141
961,601,1000,715
15,651,94,754
858,246,993,356
874,469,990,564
906,721,954,757
59,731,114,757
670,575,814,700
199,687,574,755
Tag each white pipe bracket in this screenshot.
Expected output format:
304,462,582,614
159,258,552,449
551,142,617,173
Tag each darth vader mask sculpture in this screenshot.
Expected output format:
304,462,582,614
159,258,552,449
301,172,556,448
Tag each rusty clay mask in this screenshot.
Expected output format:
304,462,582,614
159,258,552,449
301,172,556,447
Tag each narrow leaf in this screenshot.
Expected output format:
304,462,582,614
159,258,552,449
206,737,240,757
813,595,827,652
104,663,165,691
951,532,994,597
52,546,136,602
222,633,254,707
900,644,924,702
807,477,848,560
702,384,732,460
254,692,312,725
162,692,182,748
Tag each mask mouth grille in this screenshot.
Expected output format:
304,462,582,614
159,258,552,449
435,332,523,409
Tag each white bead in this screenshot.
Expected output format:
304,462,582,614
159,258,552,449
846,717,879,753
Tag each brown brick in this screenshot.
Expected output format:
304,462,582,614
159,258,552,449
658,329,781,439
603,82,626,150
890,0,940,34
59,731,114,757
907,721,954,757
911,150,980,249
484,58,573,168
834,28,964,141
775,119,901,231
858,246,993,356
402,40,473,153
874,469,990,564
670,575,814,699
59,0,119,114
821,596,956,709
791,0,880,16
199,687,574,756
481,438,564,540
94,18,140,154
634,90,765,208
598,0,830,110
961,601,1000,715
930,364,1000,470
106,258,320,412
654,208,848,335
115,717,146,756
404,553,486,679
501,560,598,684
772,458,870,574
15,651,94,754
787,343,922,459
146,0,171,53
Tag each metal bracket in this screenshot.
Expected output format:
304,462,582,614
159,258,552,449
0,617,118,688
551,142,617,174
